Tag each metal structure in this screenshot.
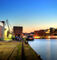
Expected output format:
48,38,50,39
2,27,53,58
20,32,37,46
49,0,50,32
6,20,10,37
0,20,11,38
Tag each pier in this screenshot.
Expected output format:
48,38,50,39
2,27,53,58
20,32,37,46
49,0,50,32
0,40,42,60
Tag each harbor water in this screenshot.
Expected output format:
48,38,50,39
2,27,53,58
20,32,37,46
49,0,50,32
28,39,57,60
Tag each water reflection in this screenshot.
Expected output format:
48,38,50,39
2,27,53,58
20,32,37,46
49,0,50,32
28,39,57,60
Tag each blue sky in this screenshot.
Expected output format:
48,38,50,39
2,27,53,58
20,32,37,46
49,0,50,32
0,0,57,32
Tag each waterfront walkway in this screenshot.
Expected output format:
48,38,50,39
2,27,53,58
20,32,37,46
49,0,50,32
22,41,42,60
0,41,42,60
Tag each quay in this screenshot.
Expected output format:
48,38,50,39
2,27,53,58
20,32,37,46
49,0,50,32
0,40,42,60
22,41,42,60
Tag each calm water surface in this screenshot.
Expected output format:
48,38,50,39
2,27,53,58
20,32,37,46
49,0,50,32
28,39,57,60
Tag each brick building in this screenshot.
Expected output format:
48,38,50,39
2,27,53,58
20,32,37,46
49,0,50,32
13,26,23,36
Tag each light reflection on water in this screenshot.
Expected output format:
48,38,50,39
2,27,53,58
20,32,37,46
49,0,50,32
28,39,57,60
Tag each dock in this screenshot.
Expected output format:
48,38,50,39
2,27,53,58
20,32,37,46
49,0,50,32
0,40,42,60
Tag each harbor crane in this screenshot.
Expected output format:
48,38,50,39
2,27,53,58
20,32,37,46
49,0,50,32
0,20,11,37
6,19,10,37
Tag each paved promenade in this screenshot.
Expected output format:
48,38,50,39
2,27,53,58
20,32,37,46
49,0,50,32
0,41,42,60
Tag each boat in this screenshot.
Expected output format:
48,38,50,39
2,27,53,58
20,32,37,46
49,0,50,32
26,36,34,41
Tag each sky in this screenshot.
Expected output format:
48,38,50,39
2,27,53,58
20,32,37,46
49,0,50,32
0,0,57,32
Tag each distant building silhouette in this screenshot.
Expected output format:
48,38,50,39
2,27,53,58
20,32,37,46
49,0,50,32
50,27,55,35
34,30,46,36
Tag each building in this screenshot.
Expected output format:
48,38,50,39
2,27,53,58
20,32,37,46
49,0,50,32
53,29,57,36
50,28,55,35
0,26,4,40
13,26,23,36
34,30,46,36
34,30,47,39
34,31,39,36
0,21,5,40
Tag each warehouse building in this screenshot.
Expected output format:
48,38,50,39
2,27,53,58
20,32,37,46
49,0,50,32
13,26,23,36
